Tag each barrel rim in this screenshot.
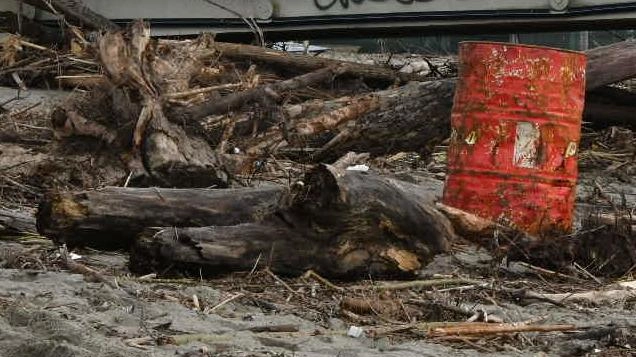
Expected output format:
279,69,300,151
458,41,586,56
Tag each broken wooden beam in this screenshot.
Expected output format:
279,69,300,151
36,185,289,249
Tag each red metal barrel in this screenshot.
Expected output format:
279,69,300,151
442,42,586,235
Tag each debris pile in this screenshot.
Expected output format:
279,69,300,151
0,19,635,356
1,20,635,278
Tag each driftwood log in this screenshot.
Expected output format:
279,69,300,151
586,39,636,91
130,165,455,278
0,209,37,235
36,185,288,249
221,79,455,160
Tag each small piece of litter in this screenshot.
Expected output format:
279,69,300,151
69,253,83,260
346,165,369,172
347,325,364,338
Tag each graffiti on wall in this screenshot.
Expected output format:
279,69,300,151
314,0,430,11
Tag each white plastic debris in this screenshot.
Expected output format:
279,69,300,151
69,253,83,260
347,325,364,338
271,41,329,54
192,294,200,311
233,147,241,154
346,164,369,172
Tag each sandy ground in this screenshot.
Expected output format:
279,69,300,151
0,255,633,357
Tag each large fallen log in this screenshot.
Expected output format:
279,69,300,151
586,39,636,90
310,79,456,161
36,185,289,249
130,165,456,278
232,79,455,160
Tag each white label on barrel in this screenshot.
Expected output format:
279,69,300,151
514,122,540,168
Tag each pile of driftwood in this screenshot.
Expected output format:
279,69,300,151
3,20,636,279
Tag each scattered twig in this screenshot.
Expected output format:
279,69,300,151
164,83,242,99
207,293,245,313
427,322,580,337
265,268,297,295
517,262,582,282
124,336,154,350
573,262,604,285
246,324,300,333
59,245,118,289
358,278,486,291
302,269,345,292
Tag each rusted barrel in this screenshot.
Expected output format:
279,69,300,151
442,42,586,235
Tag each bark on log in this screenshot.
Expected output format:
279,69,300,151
234,40,636,158
130,165,456,279
312,79,456,161
236,79,456,161
0,209,37,235
586,40,636,90
142,105,230,187
36,185,289,249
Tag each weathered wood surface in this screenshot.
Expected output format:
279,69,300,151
586,39,636,90
310,79,456,161
142,107,230,187
218,79,455,161
37,185,289,249
0,209,37,235
131,165,456,278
